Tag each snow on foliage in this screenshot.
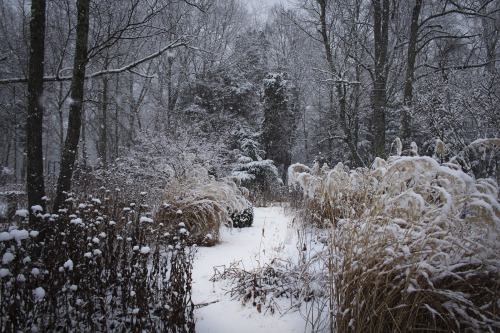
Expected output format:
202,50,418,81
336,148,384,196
156,153,250,246
289,140,500,331
15,209,28,218
230,134,282,202
33,287,45,301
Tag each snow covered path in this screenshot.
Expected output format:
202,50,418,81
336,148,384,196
192,206,305,333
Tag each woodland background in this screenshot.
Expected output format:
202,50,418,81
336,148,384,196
0,0,499,212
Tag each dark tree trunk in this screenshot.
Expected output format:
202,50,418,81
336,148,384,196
53,0,90,213
317,0,363,167
98,76,108,168
26,0,47,226
401,0,423,144
372,0,390,158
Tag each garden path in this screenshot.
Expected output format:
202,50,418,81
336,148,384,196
192,206,305,332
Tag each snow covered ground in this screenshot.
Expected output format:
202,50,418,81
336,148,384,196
192,206,306,332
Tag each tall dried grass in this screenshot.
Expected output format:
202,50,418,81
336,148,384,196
155,154,250,246
289,140,500,332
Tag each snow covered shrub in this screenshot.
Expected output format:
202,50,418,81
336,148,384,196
228,204,254,228
0,189,196,332
231,135,283,206
156,154,250,246
289,141,500,332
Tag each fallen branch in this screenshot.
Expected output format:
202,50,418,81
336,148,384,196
194,300,219,309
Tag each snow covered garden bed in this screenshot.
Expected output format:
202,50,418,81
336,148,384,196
0,190,196,332
288,141,500,332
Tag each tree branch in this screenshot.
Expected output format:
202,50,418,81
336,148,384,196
423,60,498,71
0,37,189,85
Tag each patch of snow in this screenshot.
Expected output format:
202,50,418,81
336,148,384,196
140,216,153,223
0,232,13,241
33,287,45,300
31,205,43,213
0,268,11,278
10,229,29,243
2,252,15,265
140,246,151,254
64,259,74,270
70,218,83,225
15,209,29,218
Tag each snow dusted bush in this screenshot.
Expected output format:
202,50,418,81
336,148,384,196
156,154,250,246
0,188,196,332
289,140,500,332
228,204,254,228
231,135,283,206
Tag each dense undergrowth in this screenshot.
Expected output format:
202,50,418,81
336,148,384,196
0,187,196,332
1,152,256,331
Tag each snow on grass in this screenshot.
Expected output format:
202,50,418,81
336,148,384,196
192,206,305,333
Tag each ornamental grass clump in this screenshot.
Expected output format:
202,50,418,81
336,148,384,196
289,140,500,332
155,154,250,246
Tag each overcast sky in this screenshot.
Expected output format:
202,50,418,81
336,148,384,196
245,0,292,20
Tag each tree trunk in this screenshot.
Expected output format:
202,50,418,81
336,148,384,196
401,0,423,144
53,0,90,213
26,0,46,225
317,0,363,167
480,0,499,73
98,76,108,168
372,0,390,158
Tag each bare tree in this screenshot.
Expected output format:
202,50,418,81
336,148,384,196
26,0,47,225
52,0,90,212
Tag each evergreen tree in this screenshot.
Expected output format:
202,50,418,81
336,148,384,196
261,73,295,182
231,129,281,200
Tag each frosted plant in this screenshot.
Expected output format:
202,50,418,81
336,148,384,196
156,154,250,245
289,139,500,332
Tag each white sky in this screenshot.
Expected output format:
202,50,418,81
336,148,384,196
245,0,292,20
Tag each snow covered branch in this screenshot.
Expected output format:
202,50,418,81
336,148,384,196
0,37,190,85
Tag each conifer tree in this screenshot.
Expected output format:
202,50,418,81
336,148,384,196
261,73,295,182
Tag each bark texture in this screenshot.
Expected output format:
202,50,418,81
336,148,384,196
372,0,390,158
26,0,47,226
53,0,90,213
